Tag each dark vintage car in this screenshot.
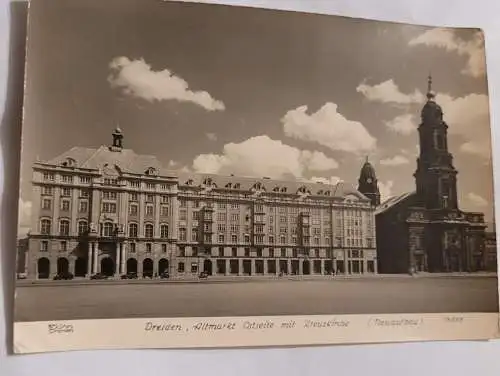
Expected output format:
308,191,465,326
90,273,108,280
53,272,74,280
199,271,209,279
159,271,170,279
120,272,138,280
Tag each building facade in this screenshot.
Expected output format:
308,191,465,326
375,77,488,274
25,128,378,280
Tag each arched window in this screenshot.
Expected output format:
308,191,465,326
129,223,138,238
40,219,51,234
59,219,70,236
160,224,169,238
103,222,114,237
145,223,154,238
77,221,88,235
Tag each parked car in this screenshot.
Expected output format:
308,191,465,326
120,272,138,280
53,272,74,280
159,271,170,279
90,273,108,280
199,271,209,279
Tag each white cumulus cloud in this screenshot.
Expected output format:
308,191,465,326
281,103,376,153
378,180,394,202
108,56,225,111
384,114,417,135
467,192,488,207
379,155,410,166
310,176,343,186
192,135,338,179
356,79,424,105
409,28,486,78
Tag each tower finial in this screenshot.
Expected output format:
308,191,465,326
426,73,435,101
365,155,369,163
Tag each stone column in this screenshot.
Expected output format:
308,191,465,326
344,250,349,275
287,259,292,275
69,258,76,276
263,260,268,275
87,242,93,277
238,259,243,276
115,243,121,276
363,259,368,275
250,259,255,275
225,259,230,276
320,259,325,275
120,243,125,275
212,259,218,275
153,255,159,277
275,259,279,274
298,260,303,275
93,242,98,274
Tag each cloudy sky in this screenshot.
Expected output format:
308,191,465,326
18,0,494,234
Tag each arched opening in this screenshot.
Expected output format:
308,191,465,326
267,260,276,274
203,259,213,275
127,258,138,274
255,260,264,274
291,260,299,275
158,258,169,274
279,260,288,274
57,257,69,275
74,257,87,277
243,260,252,275
37,257,50,279
229,259,239,274
101,257,115,276
303,260,311,275
143,258,153,278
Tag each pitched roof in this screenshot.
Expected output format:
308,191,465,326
375,191,416,215
41,145,368,199
45,146,166,175
177,171,365,199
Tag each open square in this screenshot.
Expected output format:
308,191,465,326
15,275,499,322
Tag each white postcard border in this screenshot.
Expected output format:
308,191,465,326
13,312,499,354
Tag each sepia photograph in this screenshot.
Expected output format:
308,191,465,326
12,0,499,351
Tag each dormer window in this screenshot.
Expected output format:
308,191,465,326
145,167,157,176
61,157,76,167
185,179,194,186
280,187,287,193
233,183,241,189
225,182,232,189
273,186,280,192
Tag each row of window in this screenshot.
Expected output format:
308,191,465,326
39,219,170,238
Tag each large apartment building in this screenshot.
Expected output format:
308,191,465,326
24,128,378,280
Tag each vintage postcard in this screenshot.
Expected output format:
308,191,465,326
13,0,499,353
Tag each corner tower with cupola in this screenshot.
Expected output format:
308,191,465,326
358,157,381,207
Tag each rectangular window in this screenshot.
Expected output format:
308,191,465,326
219,203,226,209
79,189,90,198
60,200,70,211
217,224,226,232
43,172,55,181
129,193,138,201
204,234,212,242
42,186,53,195
79,200,88,213
191,263,198,273
193,201,200,208
60,241,67,252
160,205,169,217
102,191,117,200
218,234,225,243
244,235,250,243
146,183,155,190
180,200,187,208
191,229,198,241
255,224,264,233
62,175,73,183
193,211,200,220
178,262,185,273
179,228,187,241
145,205,154,216
129,243,136,253
146,194,154,203
42,199,51,210
231,203,239,209
103,178,118,186
231,213,239,222
180,210,187,220
268,235,274,244
129,204,138,216
204,223,210,231
255,235,264,244
61,188,71,197
160,184,168,190
145,243,152,253
130,180,140,188
218,212,226,221
79,176,91,184
40,241,48,252
160,195,169,204
102,202,117,213
231,234,238,243
161,244,167,253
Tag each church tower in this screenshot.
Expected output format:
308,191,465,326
358,157,380,206
414,76,458,211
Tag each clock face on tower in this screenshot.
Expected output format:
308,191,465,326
366,178,372,183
